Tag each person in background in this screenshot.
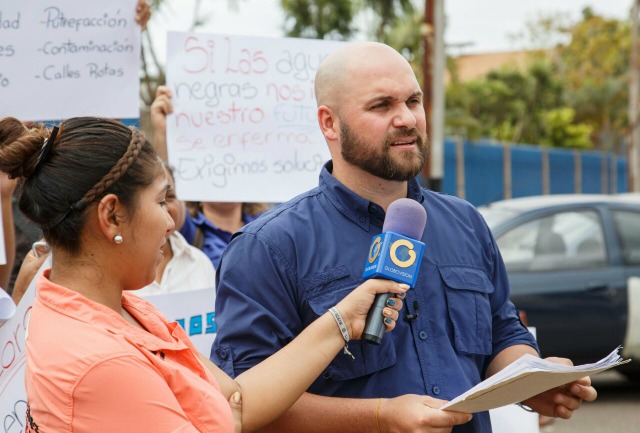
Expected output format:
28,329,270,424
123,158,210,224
211,42,598,433
0,116,408,432
150,85,269,269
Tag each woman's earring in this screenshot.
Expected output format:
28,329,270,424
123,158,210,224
113,234,123,244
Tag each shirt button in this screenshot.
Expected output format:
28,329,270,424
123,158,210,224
219,350,228,359
419,331,427,340
359,216,366,222
432,386,440,395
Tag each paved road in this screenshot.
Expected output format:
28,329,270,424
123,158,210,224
540,371,639,433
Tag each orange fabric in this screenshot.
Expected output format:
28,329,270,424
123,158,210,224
25,270,234,433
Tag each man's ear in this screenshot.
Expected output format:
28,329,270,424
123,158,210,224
96,194,124,239
318,105,339,143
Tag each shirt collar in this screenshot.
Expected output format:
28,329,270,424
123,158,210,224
318,161,425,232
36,270,189,352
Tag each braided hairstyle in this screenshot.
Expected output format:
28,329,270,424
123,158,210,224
0,117,158,255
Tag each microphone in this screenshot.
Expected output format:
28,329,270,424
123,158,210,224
362,198,427,344
404,300,419,322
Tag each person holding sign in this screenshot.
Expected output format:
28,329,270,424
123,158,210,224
0,116,407,432
150,85,269,269
211,42,597,433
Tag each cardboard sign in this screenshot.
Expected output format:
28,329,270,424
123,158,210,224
0,0,141,120
166,32,345,202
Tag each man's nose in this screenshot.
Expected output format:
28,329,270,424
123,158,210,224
392,104,418,129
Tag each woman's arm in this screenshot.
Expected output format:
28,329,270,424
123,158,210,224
202,279,407,432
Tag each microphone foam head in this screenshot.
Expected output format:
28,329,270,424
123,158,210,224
382,198,427,239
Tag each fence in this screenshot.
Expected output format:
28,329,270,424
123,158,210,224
440,138,629,207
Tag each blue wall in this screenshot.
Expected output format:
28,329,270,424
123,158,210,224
442,139,628,206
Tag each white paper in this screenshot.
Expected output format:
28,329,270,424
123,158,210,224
443,347,629,413
0,269,37,422
0,190,5,265
165,32,344,203
0,288,15,323
138,287,217,356
0,0,141,120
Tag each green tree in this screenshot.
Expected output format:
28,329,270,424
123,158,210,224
362,0,416,41
279,0,416,41
279,0,355,39
555,7,631,151
444,60,593,147
540,107,593,149
280,0,355,39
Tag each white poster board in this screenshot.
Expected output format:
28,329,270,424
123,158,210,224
0,275,36,429
0,192,5,265
0,0,141,121
166,32,344,203
140,288,216,356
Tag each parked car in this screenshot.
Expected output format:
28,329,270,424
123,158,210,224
478,194,640,381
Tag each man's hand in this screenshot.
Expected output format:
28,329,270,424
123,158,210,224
378,394,472,433
522,357,597,419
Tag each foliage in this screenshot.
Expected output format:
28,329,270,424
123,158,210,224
279,0,355,40
445,7,630,151
540,108,593,149
556,8,631,152
279,0,416,41
361,0,416,41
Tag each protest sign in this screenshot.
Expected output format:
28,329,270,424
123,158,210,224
0,0,141,120
0,273,36,431
140,287,217,356
166,32,344,202
0,192,5,265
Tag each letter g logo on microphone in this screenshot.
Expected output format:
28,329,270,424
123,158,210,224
368,236,382,263
390,239,416,268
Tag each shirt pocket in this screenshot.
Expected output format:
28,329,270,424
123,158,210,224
304,267,397,381
439,265,494,356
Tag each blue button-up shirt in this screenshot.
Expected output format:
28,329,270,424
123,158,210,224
213,162,538,433
180,210,257,269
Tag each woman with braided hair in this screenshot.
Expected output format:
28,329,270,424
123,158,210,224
0,116,407,433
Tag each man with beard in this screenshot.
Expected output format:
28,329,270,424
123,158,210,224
212,42,597,433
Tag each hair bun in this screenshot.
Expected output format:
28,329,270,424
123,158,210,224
0,117,50,180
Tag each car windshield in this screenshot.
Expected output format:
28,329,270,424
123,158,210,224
477,206,518,230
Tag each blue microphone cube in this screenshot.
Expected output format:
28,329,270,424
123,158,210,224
362,231,425,287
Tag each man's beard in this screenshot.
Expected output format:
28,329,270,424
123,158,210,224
340,121,428,181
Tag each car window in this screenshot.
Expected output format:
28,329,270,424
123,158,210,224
496,210,606,272
611,210,640,265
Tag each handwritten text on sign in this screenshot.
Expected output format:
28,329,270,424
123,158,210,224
0,0,141,121
0,279,35,432
166,32,344,203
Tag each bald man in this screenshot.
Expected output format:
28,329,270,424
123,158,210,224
212,42,596,433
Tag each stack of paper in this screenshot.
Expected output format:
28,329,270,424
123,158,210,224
442,347,629,413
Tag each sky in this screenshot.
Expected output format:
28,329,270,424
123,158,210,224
148,0,632,61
